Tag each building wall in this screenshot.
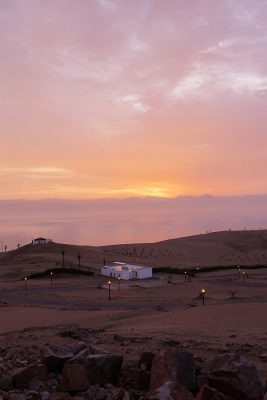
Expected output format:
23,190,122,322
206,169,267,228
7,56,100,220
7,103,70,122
137,268,152,279
101,266,152,280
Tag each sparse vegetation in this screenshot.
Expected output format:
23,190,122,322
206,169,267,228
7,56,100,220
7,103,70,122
27,267,94,279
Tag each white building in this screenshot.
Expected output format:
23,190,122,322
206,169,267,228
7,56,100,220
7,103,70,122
101,262,152,280
32,237,52,245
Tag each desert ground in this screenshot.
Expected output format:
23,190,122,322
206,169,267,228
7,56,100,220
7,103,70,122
0,232,267,396
0,266,267,378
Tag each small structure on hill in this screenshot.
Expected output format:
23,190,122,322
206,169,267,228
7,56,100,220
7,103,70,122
32,237,52,245
101,262,152,280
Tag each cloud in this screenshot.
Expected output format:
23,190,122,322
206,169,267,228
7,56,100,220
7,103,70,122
1,167,74,179
120,94,150,112
170,64,267,100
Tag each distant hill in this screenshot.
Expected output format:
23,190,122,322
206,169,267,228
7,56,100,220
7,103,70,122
0,230,267,279
100,229,267,268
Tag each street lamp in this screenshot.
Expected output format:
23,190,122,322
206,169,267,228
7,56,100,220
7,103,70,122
61,248,65,267
50,271,53,286
78,253,81,270
118,276,121,291
24,277,28,293
184,271,187,282
237,266,241,278
108,280,111,300
242,271,245,284
200,288,206,306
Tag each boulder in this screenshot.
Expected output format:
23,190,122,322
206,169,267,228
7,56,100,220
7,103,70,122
40,346,74,371
150,350,196,392
208,353,265,400
135,348,156,391
0,371,12,391
110,387,130,400
12,364,47,389
135,369,151,391
66,345,108,365
138,349,155,371
70,341,87,355
85,354,123,385
149,381,194,400
50,393,72,400
61,364,89,392
196,384,234,400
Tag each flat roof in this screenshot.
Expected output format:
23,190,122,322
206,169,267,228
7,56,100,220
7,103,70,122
102,264,150,271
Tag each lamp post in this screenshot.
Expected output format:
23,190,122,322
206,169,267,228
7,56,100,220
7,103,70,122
184,271,187,282
237,266,241,278
118,276,121,292
200,288,206,306
24,277,27,293
108,280,111,300
61,248,65,267
78,253,81,270
242,271,245,284
50,271,53,286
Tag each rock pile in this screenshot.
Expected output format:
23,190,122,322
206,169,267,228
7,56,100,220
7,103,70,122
0,340,266,400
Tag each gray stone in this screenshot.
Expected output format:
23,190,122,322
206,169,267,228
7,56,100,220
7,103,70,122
61,364,89,392
0,371,12,391
149,381,194,400
196,384,235,400
85,354,123,385
40,346,74,372
208,353,265,400
150,350,196,391
12,364,47,389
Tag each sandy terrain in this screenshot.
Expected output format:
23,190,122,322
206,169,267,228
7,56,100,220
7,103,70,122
0,233,267,387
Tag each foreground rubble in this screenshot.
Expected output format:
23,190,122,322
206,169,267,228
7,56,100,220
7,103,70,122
0,324,266,400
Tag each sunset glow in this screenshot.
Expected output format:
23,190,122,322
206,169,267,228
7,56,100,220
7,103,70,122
1,0,267,246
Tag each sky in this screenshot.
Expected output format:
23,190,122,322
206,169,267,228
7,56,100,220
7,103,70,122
1,0,267,247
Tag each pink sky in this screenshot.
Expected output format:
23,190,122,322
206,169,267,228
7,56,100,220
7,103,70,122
0,1,267,246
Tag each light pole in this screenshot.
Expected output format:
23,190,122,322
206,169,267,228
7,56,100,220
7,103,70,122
61,248,65,267
242,271,245,284
108,280,111,300
78,253,81,270
118,276,121,291
184,271,187,282
200,288,206,306
24,277,28,293
237,266,241,278
50,271,53,286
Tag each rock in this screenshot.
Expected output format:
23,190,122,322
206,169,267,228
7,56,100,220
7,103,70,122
138,349,155,371
8,393,26,400
0,371,12,391
40,346,74,372
50,393,72,400
208,353,265,400
196,384,234,400
40,391,50,400
110,387,129,400
12,364,47,389
66,346,108,366
85,354,123,385
135,348,156,391
61,364,89,392
135,369,151,391
149,381,194,400
71,342,87,355
150,350,196,392
23,390,39,400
